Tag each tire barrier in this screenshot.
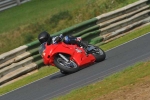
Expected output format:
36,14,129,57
0,0,150,86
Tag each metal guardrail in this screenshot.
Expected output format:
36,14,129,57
0,0,150,86
0,0,30,12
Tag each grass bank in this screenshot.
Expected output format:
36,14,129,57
54,61,150,100
0,23,149,96
0,0,137,54
0,0,91,34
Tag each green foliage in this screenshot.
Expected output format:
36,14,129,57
23,33,34,44
116,0,126,3
49,11,72,28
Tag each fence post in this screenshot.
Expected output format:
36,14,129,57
16,0,21,5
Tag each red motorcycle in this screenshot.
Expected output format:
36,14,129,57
39,42,106,74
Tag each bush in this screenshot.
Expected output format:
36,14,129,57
49,10,72,28
24,33,34,44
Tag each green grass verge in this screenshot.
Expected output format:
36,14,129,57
0,24,149,96
53,61,150,100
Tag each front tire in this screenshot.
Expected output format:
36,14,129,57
54,54,80,73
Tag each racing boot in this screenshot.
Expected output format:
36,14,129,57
79,40,88,49
78,40,89,55
76,37,88,49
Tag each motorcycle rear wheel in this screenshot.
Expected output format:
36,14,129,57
92,47,106,62
54,54,80,73
60,70,70,75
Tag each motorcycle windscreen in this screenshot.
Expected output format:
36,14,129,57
39,42,46,56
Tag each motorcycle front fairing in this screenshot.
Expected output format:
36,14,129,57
43,42,75,65
43,42,96,67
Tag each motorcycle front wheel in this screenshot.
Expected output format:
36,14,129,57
54,54,80,74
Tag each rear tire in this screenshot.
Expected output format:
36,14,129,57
92,47,106,62
54,54,80,73
60,70,70,75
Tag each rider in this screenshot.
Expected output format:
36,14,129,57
38,31,88,48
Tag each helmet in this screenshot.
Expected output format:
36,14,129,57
38,31,52,44
63,35,77,44
63,36,70,44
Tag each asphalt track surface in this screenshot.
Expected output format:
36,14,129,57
1,32,150,100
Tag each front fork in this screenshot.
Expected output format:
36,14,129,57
58,53,77,68
58,53,69,62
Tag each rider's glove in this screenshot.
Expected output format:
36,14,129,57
59,34,63,39
76,37,82,41
53,36,61,44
